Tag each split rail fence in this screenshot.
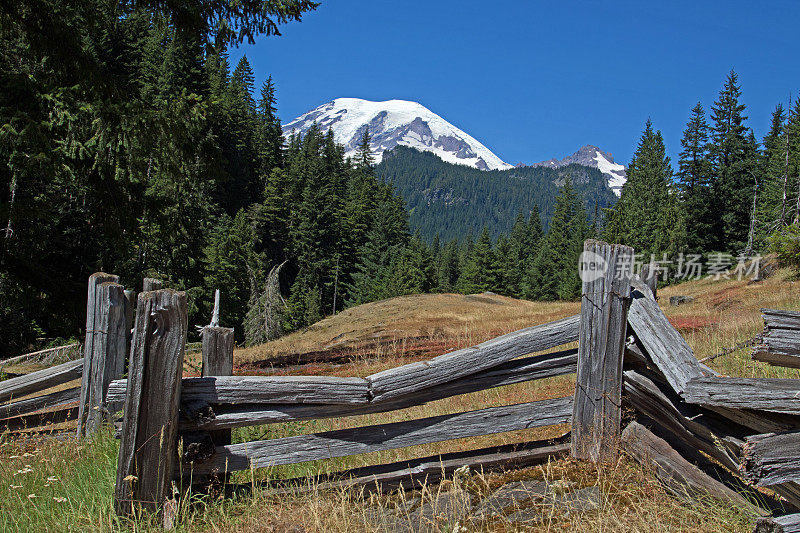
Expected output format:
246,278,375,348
2,241,800,532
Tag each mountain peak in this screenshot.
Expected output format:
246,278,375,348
534,145,627,196
282,98,513,171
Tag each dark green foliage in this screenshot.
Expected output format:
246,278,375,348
604,119,683,258
709,70,759,252
375,146,618,242
677,103,715,253
526,178,588,300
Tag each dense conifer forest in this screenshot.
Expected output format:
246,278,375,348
2,1,799,359
374,146,617,242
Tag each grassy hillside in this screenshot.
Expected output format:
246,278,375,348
2,268,800,531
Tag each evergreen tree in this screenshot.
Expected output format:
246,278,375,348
204,210,256,341
458,227,495,293
605,119,683,258
257,75,284,175
526,178,587,301
677,103,715,252
709,70,757,251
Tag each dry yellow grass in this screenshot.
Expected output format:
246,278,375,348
3,268,800,531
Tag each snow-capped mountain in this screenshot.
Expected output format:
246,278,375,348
535,145,627,196
283,98,513,171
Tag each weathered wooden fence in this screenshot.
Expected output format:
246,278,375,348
3,239,799,532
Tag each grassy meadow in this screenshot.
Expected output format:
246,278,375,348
2,267,800,531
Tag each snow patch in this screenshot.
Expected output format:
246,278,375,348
593,150,627,196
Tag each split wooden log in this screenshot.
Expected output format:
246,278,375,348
266,436,571,495
626,337,800,433
190,396,573,475
621,421,756,509
683,377,800,414
640,263,658,299
0,343,79,371
755,513,800,533
181,349,577,431
0,386,80,418
626,277,707,395
623,370,743,473
0,359,83,404
706,406,800,434
77,281,128,437
753,309,800,369
108,375,370,406
367,314,579,403
572,239,633,462
742,431,800,486
77,273,119,429
114,289,187,518
201,327,234,377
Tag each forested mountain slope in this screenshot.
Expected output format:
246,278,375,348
375,146,618,241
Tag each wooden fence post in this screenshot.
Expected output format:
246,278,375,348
196,290,234,482
142,277,163,292
114,289,187,519
200,325,234,476
572,239,634,462
77,273,119,437
640,263,658,299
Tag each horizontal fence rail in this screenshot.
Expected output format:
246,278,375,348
179,348,578,431
753,308,800,369
0,386,81,419
0,359,82,404
0,343,80,371
190,396,573,475
683,377,800,414
367,314,579,403
108,375,371,406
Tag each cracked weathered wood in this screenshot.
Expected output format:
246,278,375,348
755,514,800,533
201,327,234,377
182,349,577,431
623,370,743,473
190,396,573,474
367,314,579,403
572,240,633,462
742,431,800,486
0,359,83,404
267,436,571,495
640,263,658,299
77,273,119,433
0,386,80,418
114,289,187,518
753,309,800,369
199,324,234,481
683,377,800,414
621,421,755,509
706,406,800,434
107,375,370,405
626,277,706,395
142,277,163,292
77,281,128,437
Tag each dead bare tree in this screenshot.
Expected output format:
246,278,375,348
244,261,287,347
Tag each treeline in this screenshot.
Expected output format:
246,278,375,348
375,177,595,302
604,70,800,264
0,0,428,356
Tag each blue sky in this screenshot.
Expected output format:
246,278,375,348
230,0,800,167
